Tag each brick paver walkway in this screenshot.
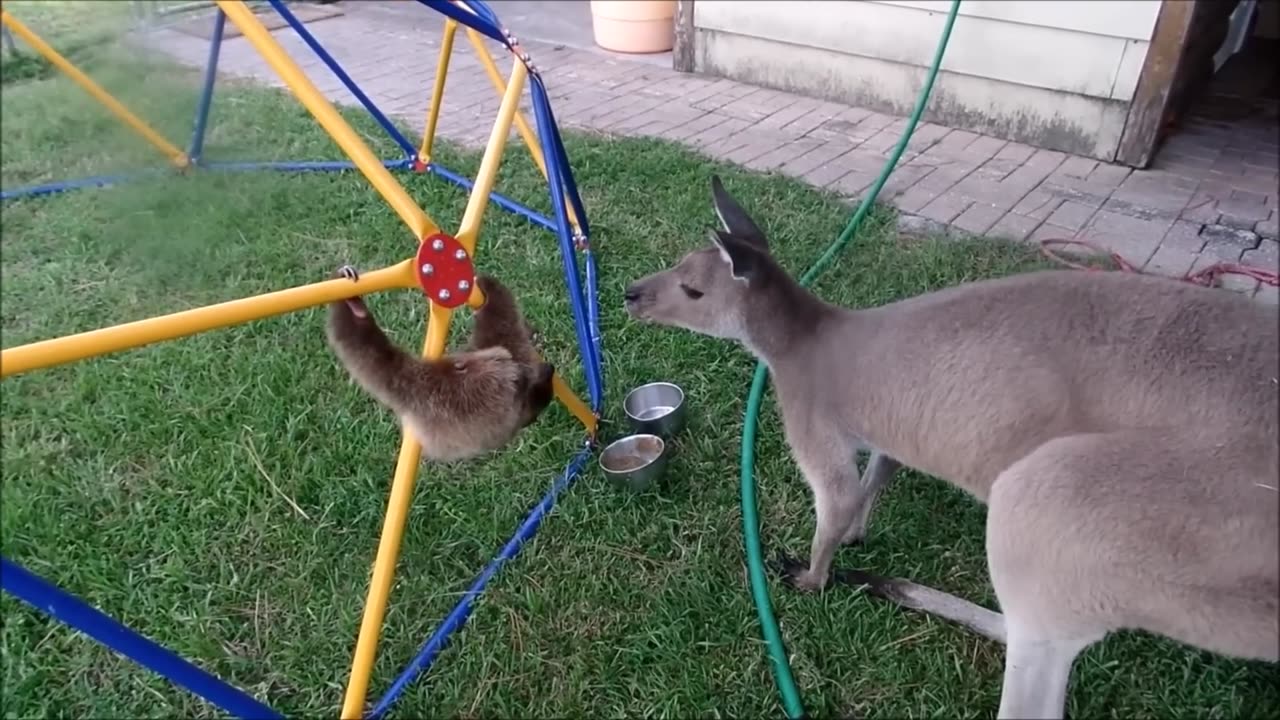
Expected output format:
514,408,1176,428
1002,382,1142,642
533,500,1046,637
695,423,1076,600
139,2,1278,302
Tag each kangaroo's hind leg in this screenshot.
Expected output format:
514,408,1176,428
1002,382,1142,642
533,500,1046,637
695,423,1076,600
778,435,867,592
986,428,1279,719
985,436,1115,719
841,451,900,546
996,622,1097,719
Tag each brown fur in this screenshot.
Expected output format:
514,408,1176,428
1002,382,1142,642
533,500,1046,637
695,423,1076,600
326,270,555,462
623,175,1279,718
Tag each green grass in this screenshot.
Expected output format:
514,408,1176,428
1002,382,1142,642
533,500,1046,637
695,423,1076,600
1,1,136,86
3,45,1277,720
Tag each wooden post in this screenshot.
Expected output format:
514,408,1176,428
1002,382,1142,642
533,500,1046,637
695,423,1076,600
1115,0,1196,168
673,0,695,73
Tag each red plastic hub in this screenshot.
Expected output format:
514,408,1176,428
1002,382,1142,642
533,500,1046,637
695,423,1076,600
415,232,475,309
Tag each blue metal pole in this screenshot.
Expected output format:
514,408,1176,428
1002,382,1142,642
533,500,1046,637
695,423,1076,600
1,557,283,720
528,73,602,406
424,161,557,232
416,0,509,45
188,9,226,164
530,81,604,410
200,158,413,172
201,158,557,230
459,0,502,29
536,78,591,240
0,171,160,201
265,0,418,159
367,447,594,720
0,159,415,202
583,248,604,413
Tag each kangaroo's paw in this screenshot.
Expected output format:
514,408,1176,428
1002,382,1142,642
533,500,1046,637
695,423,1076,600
774,551,830,593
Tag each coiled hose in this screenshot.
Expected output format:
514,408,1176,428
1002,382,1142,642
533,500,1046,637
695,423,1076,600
738,3,962,717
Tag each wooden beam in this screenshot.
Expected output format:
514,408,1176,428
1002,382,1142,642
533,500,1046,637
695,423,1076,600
673,0,695,73
1115,0,1196,168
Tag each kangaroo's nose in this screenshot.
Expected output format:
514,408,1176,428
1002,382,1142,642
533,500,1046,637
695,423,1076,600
624,286,641,303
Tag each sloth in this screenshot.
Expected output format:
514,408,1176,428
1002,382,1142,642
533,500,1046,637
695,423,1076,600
326,266,555,461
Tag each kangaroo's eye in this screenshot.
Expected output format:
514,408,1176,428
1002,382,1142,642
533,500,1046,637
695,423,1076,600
680,283,704,300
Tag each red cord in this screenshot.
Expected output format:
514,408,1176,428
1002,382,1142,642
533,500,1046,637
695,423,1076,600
1038,238,1279,288
1039,239,1138,273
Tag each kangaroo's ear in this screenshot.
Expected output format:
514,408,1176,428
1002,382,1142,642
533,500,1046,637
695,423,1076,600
707,228,762,284
710,175,769,252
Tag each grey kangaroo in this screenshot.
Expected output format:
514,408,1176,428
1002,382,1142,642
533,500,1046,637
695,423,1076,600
623,175,1278,718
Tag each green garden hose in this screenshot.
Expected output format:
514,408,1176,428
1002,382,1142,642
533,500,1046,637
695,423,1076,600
738,3,962,717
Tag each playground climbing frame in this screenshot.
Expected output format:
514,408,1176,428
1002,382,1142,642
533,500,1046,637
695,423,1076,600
0,2,605,718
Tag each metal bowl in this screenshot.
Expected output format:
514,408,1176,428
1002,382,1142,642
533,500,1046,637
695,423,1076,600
599,433,668,492
623,381,686,438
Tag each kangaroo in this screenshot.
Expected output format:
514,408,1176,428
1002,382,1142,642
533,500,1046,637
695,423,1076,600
623,175,1279,718
327,266,555,462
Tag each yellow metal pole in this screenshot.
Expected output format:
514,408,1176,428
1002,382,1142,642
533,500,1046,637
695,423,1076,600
339,303,451,720
339,438,421,718
0,261,419,379
463,29,582,234
339,59,532,720
464,30,547,176
214,0,438,241
459,58,595,435
0,9,189,168
455,58,528,256
417,18,458,165
553,371,597,435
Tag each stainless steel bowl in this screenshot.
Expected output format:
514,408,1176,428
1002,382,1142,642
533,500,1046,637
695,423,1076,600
623,381,686,438
599,433,668,492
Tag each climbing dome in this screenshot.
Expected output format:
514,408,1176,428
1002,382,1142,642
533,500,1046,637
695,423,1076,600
0,1,603,717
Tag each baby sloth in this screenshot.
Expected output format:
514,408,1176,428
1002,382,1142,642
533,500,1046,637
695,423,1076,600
326,266,555,462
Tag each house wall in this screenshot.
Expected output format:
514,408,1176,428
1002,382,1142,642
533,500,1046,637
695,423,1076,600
690,0,1164,160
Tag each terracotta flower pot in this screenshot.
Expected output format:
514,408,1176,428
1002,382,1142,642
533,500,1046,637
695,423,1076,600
590,0,677,54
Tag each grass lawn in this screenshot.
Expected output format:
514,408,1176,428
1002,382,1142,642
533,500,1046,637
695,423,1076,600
3,23,1278,720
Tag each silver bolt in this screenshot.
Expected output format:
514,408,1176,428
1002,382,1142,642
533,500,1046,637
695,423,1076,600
431,238,445,251
438,289,451,301
454,248,467,260
421,263,434,275
458,279,471,292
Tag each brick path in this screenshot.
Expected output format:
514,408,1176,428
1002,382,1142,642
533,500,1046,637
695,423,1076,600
138,2,1278,303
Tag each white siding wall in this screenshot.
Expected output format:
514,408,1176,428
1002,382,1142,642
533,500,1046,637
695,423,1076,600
691,0,1164,160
